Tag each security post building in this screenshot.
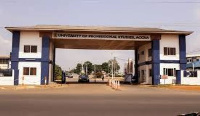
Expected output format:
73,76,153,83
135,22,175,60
5,25,192,85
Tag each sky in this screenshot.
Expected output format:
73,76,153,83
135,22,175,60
0,0,200,72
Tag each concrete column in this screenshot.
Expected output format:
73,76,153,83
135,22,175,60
53,47,56,82
134,49,139,83
179,35,186,70
11,31,20,85
152,39,160,85
41,36,50,85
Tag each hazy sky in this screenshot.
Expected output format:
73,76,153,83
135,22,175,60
0,0,200,72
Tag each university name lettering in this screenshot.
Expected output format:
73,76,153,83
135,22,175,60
54,33,151,40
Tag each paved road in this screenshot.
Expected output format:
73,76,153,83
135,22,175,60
0,84,200,116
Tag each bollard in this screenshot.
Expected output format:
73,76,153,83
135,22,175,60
115,80,117,89
107,78,110,86
114,80,117,89
22,76,24,86
117,80,120,90
112,80,114,88
45,76,47,87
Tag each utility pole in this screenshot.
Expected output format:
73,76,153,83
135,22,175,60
86,63,88,75
112,60,114,79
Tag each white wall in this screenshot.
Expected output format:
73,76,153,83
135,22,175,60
0,70,14,85
138,43,151,64
138,43,152,84
0,64,9,69
18,62,41,85
19,31,42,58
160,63,180,84
181,70,200,85
138,64,152,84
160,35,179,60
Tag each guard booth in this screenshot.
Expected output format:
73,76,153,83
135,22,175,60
5,25,192,85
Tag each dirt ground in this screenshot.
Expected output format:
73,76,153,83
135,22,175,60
152,85,200,91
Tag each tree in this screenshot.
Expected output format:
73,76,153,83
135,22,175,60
74,63,82,74
108,59,120,73
54,64,62,80
83,61,93,75
102,62,109,73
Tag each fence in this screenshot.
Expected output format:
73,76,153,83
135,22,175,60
181,70,200,85
0,69,14,85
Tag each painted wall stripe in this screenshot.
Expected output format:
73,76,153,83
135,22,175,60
138,60,180,66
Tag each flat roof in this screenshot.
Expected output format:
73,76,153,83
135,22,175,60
5,25,193,35
0,56,10,59
187,54,200,58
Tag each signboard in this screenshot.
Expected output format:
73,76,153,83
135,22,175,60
52,32,151,41
161,75,168,79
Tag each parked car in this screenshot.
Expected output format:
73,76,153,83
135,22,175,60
78,74,89,82
66,75,73,78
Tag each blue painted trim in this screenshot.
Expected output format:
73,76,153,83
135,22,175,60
11,31,20,85
152,39,160,85
19,58,42,62
160,60,179,63
41,36,50,85
176,70,181,84
179,35,186,70
134,49,139,83
138,60,180,67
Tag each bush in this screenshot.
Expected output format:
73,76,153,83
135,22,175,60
56,76,62,80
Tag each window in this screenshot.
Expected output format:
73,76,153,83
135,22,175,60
24,45,30,53
23,67,37,76
24,45,37,53
23,67,29,75
31,46,37,53
163,68,176,76
164,47,176,55
30,68,36,75
141,51,144,55
149,69,152,76
148,49,152,57
0,59,9,64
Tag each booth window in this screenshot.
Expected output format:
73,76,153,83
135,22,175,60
164,47,176,55
23,67,29,75
149,69,152,76
0,59,9,64
30,68,36,75
31,46,37,53
24,45,37,53
141,51,144,55
148,49,152,57
163,68,176,76
23,67,37,76
24,45,30,53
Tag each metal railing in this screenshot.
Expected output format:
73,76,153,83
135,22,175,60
184,71,198,77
